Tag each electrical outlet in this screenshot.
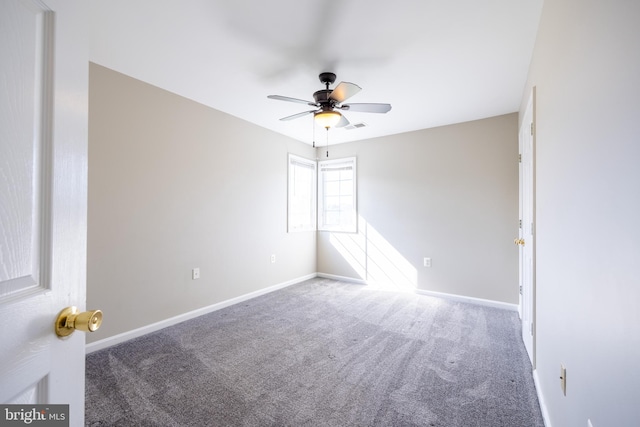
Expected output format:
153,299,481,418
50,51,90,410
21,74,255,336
423,257,432,268
271,254,276,263
560,364,567,395
192,268,200,280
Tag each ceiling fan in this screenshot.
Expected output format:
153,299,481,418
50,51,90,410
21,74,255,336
267,72,392,129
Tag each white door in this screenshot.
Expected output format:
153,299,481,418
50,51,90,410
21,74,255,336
0,0,89,423
518,88,536,365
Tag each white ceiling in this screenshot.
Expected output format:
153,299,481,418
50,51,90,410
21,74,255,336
89,0,543,145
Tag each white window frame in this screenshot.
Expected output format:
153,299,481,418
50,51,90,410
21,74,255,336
287,154,317,232
318,157,357,233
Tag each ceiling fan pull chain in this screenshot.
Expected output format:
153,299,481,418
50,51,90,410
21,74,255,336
326,128,329,157
312,120,316,148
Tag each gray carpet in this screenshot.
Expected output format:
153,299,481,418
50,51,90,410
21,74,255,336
85,278,544,426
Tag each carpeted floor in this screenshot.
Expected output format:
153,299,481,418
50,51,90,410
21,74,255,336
85,278,544,426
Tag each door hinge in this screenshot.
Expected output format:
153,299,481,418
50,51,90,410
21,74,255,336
530,323,534,336
519,285,523,295
530,122,534,136
519,219,522,228
531,222,534,234
518,154,522,163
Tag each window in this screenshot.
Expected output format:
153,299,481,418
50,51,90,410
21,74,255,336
318,157,357,232
288,154,316,232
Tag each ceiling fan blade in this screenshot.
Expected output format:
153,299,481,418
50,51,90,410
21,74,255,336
329,82,362,103
280,110,317,121
341,103,392,113
335,114,350,128
268,95,316,106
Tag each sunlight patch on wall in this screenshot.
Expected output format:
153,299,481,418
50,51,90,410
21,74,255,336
329,229,367,280
329,216,417,291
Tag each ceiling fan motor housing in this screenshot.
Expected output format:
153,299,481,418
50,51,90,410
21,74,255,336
315,72,338,110
313,89,335,110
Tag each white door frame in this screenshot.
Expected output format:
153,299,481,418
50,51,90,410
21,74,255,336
519,87,536,366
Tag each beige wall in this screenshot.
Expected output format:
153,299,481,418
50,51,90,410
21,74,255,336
317,114,519,303
88,64,519,344
87,63,316,342
520,1,640,426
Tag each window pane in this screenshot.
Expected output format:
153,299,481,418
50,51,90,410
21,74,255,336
325,181,340,196
340,180,353,196
339,197,353,211
340,170,353,181
325,196,340,210
325,211,341,226
324,170,341,182
318,157,357,232
288,154,316,232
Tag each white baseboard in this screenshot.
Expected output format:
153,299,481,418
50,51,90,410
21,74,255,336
533,369,552,427
88,272,518,353
414,288,518,311
316,272,368,285
86,273,316,354
317,272,518,311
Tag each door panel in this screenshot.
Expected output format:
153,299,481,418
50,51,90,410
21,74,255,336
0,0,88,422
0,0,51,297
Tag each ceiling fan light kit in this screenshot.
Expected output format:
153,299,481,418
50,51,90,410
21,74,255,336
314,110,342,128
268,72,392,132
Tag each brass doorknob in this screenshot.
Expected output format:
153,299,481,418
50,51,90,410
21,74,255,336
55,306,103,337
513,238,525,246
